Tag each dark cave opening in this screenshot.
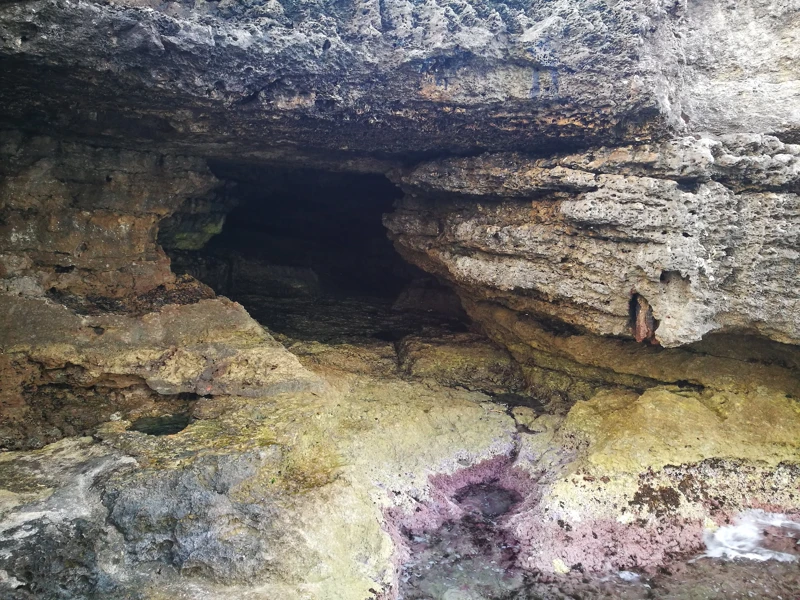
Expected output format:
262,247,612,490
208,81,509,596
205,164,412,297
161,165,468,343
129,413,193,436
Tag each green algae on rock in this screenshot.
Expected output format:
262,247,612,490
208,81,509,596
507,385,800,576
1,329,523,598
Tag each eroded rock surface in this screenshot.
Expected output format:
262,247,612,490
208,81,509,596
511,386,800,575
1,0,798,163
386,135,800,347
0,132,219,298
0,0,798,597
2,299,799,599
0,294,323,450
0,337,521,599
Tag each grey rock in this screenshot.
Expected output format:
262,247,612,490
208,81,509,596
103,450,284,582
0,0,796,161
0,438,137,599
386,137,800,346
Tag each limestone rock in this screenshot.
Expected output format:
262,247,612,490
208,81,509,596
0,132,219,298
391,278,466,319
0,359,518,599
397,332,525,394
0,0,798,596
158,188,239,251
0,0,797,161
509,386,800,575
463,298,800,403
2,302,799,598
0,438,138,598
386,136,800,347
0,294,324,449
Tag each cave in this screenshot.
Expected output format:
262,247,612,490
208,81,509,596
2,0,800,598
160,165,469,343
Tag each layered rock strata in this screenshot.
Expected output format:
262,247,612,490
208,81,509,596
386,135,800,348
0,131,218,298
0,294,323,450
0,338,522,599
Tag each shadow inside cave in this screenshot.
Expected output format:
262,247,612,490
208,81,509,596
161,164,470,344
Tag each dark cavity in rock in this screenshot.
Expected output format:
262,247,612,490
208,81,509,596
130,413,192,436
630,293,660,344
162,166,470,343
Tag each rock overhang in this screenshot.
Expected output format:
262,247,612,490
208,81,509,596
385,136,800,347
0,0,689,161
0,0,800,597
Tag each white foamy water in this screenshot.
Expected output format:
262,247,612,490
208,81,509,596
699,510,800,562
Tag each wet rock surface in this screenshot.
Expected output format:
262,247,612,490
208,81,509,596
240,292,469,345
400,482,526,600
0,288,799,599
397,333,525,395
400,481,800,600
1,324,524,599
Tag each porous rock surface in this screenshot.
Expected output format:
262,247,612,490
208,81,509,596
0,0,799,597
386,134,800,347
0,131,219,298
0,0,798,163
0,338,521,599
0,294,323,450
2,332,799,598
510,385,800,575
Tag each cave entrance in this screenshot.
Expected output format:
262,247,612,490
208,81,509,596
161,164,467,344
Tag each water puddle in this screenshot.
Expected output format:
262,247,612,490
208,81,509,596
399,482,525,600
129,413,192,436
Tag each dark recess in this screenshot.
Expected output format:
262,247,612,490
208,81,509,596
179,165,415,298
163,165,470,342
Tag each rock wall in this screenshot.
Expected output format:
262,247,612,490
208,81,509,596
386,135,800,348
0,131,218,299
0,0,799,597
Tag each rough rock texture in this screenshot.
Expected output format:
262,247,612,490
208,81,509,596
0,131,218,298
0,0,799,596
0,339,520,599
157,185,238,251
509,385,800,575
1,295,799,598
171,250,323,297
0,0,797,164
391,277,466,318
397,332,524,394
386,135,800,347
0,294,323,450
463,297,800,405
